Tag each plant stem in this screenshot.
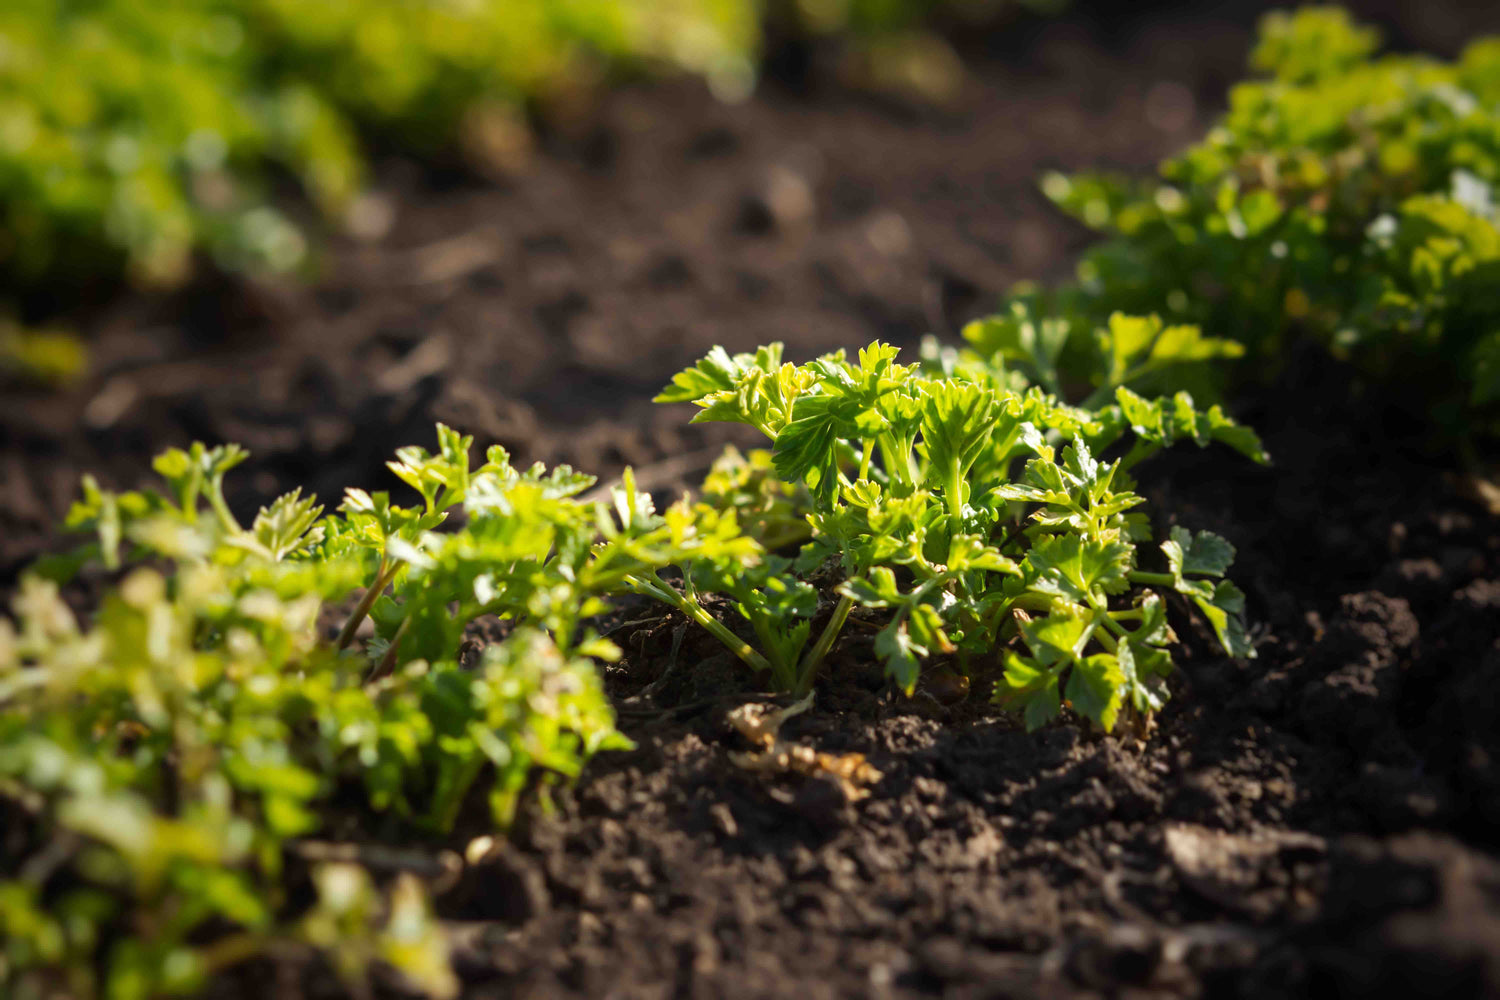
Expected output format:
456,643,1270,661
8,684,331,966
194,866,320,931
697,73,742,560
206,479,242,535
946,457,965,523
627,573,774,677
1096,611,1130,640
371,617,410,680
336,558,392,650
1123,441,1163,473
944,456,968,566
747,614,795,691
1011,591,1057,612
795,593,854,694
1070,617,1100,660
1128,570,1174,587
878,432,913,492
1079,383,1116,413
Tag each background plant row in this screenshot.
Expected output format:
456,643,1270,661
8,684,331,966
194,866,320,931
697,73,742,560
1021,7,1500,441
10,4,1500,454
0,0,1044,380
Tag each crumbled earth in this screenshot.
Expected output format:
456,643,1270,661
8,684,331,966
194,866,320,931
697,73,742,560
7,2,1500,998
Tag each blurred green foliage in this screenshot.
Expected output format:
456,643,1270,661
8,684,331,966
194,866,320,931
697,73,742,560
775,0,1066,104
0,0,1055,380
0,321,86,385
0,0,1053,304
776,0,1063,36
0,0,756,297
1024,7,1500,438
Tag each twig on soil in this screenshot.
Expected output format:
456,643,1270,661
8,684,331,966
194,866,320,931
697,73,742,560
600,613,671,638
614,690,787,719
403,232,502,286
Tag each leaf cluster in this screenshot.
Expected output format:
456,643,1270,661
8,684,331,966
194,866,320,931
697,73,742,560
1018,6,1500,437
655,338,1263,713
0,424,724,999
0,0,755,303
0,0,1063,329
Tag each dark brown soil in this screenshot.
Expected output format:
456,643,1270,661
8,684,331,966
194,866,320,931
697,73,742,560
6,2,1500,998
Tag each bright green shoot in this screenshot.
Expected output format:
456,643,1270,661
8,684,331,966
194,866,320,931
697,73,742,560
657,335,1266,721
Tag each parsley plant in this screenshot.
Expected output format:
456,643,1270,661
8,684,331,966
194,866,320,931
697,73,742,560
655,337,1265,722
1022,6,1500,437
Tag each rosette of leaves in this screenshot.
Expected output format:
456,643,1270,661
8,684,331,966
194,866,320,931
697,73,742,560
655,338,1265,727
1024,6,1500,437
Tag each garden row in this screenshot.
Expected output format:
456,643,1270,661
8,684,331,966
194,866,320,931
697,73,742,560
0,0,1045,383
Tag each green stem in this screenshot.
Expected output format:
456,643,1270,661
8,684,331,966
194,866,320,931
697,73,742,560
795,593,854,694
627,573,774,677
1128,570,1174,587
944,456,967,566
946,457,965,522
1079,357,1170,410
371,617,409,680
1011,592,1057,612
206,478,241,535
1079,384,1113,413
1118,440,1163,474
336,558,393,650
1071,617,1099,660
1096,611,1129,640
747,613,796,691
878,432,913,492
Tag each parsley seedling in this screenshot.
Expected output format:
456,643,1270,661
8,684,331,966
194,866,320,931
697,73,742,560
655,337,1266,715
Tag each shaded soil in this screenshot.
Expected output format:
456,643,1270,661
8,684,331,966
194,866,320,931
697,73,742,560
6,2,1500,998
